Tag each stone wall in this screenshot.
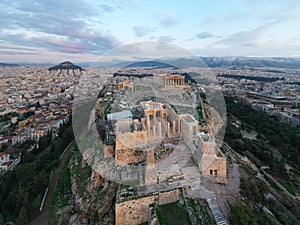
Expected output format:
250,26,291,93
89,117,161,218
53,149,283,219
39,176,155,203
116,189,179,225
115,148,146,165
165,104,178,123
116,195,157,225
158,189,179,205
116,131,148,150
115,135,146,165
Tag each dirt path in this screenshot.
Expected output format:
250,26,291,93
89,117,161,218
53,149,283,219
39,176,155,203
29,140,75,225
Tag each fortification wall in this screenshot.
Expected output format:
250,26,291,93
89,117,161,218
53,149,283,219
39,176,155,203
116,189,179,225
158,189,180,205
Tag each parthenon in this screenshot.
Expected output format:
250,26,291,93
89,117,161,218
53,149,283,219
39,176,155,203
164,75,185,88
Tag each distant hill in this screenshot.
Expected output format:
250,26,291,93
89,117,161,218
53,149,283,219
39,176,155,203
124,60,176,68
0,63,19,67
162,57,300,69
200,57,300,68
48,61,83,72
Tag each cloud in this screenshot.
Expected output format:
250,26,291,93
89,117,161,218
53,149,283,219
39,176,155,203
190,20,300,57
155,11,179,28
0,50,36,55
113,42,192,61
124,0,140,9
12,0,101,17
193,39,300,57
39,37,90,53
215,22,278,47
159,16,178,28
0,0,120,55
158,35,176,42
0,27,119,54
0,0,120,58
98,4,116,12
133,26,155,37
195,32,214,39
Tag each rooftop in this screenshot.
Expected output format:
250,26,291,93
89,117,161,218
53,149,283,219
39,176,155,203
0,152,8,157
1,160,12,166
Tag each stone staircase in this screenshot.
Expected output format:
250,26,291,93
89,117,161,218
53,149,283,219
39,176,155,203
207,197,228,225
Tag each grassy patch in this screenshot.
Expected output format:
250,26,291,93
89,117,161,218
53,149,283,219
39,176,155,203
230,202,258,225
174,105,196,118
278,180,296,196
134,85,152,92
157,201,191,225
264,175,281,193
73,156,92,198
120,179,139,187
48,152,73,225
186,198,215,225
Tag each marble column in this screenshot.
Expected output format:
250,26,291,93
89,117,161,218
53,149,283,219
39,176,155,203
146,115,150,137
158,122,162,137
173,120,176,134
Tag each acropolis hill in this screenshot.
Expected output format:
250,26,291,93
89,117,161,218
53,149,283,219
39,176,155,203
79,68,229,225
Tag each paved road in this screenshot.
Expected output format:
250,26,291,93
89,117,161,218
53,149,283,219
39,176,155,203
29,140,75,225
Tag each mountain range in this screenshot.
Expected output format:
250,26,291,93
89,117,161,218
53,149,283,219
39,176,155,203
116,57,300,69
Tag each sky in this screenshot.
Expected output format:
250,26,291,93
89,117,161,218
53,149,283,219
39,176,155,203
0,0,300,63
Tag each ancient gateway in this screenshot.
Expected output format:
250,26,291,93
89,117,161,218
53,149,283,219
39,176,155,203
90,73,227,225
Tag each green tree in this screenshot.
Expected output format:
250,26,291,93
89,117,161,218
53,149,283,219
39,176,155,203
60,178,65,195
32,194,42,218
17,207,28,225
36,101,41,108
230,202,258,225
53,137,63,155
0,214,4,225
0,144,8,152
